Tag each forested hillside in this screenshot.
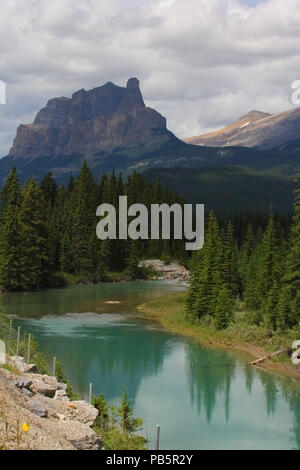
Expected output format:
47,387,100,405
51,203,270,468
144,166,296,217
187,174,300,330
0,163,185,291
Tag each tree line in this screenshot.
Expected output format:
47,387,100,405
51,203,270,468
187,174,300,331
0,163,186,291
1,157,298,336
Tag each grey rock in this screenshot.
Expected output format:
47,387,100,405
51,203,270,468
29,380,59,398
13,378,33,390
70,401,99,426
71,433,102,451
27,399,48,418
46,399,99,426
29,375,67,398
9,78,170,161
57,382,67,392
24,363,38,373
140,260,189,281
29,382,57,398
53,389,69,401
22,388,33,397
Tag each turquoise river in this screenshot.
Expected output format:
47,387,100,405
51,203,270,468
1,281,300,450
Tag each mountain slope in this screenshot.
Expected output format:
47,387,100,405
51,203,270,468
144,166,296,217
0,79,298,199
185,107,300,150
1,138,298,186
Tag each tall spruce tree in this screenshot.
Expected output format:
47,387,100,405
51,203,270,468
19,179,50,289
126,241,140,280
70,161,98,274
263,281,279,330
280,174,300,326
40,172,58,207
0,168,22,290
255,213,280,303
215,283,234,330
239,224,255,294
187,211,223,321
222,221,239,297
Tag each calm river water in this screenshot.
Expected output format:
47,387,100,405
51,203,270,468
1,281,300,450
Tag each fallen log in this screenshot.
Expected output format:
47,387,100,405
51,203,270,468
250,348,288,366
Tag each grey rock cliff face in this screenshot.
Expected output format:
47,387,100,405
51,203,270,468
9,78,170,159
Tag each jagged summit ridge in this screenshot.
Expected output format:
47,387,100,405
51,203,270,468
9,78,170,159
34,78,145,126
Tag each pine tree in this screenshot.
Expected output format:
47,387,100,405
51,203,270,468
88,223,101,276
276,286,292,330
215,283,234,330
185,250,198,316
126,241,140,279
67,175,75,196
244,244,261,310
255,213,280,303
98,172,119,272
239,224,255,293
0,168,22,290
60,231,73,273
117,388,143,434
19,179,50,289
187,211,223,321
51,186,67,271
280,174,300,325
70,161,98,275
291,291,300,324
263,281,279,330
40,172,57,207
45,201,57,273
99,173,108,203
223,221,239,297
98,239,111,276
92,393,109,430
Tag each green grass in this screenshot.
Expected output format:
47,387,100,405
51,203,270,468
0,363,21,375
137,292,300,377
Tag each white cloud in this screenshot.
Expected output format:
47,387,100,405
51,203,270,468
0,0,299,155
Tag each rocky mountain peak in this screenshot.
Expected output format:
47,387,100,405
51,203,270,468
121,77,145,110
9,78,170,160
238,110,272,121
184,107,300,150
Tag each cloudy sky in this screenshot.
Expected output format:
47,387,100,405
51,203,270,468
0,0,299,156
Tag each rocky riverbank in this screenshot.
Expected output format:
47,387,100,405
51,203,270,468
140,259,189,282
0,356,102,450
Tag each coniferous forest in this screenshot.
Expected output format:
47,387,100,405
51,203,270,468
0,160,299,334
187,174,300,332
0,162,186,291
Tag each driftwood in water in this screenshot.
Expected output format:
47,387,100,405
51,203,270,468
250,348,288,366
